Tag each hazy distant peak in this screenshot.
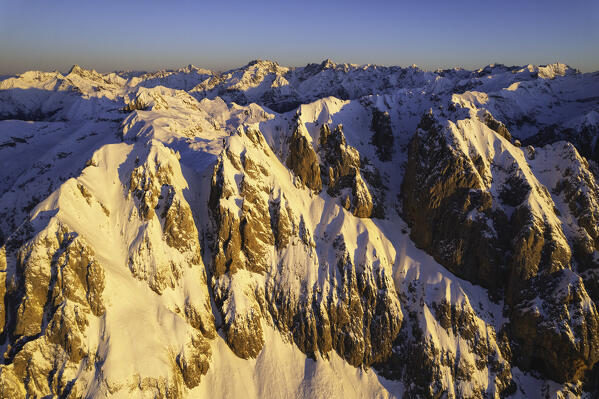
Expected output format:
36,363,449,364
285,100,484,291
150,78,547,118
66,64,107,83
67,64,84,74
537,62,575,78
320,58,337,69
67,64,95,76
246,59,279,67
179,64,213,74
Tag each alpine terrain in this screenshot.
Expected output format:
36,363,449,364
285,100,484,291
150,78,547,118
1,60,599,398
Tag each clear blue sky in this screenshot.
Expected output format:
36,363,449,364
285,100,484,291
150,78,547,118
1,0,598,74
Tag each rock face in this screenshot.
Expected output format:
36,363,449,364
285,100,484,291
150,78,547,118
318,124,374,218
0,103,216,396
127,143,204,294
402,111,573,296
370,109,394,162
209,139,273,358
377,253,515,399
0,223,105,398
286,123,322,192
284,119,376,218
208,127,402,367
511,269,599,383
401,107,599,385
402,112,510,293
480,110,512,141
126,141,217,391
530,142,599,270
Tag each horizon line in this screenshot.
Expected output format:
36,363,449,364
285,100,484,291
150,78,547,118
1,59,594,77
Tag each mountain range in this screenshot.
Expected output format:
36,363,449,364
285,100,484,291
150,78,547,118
1,59,599,398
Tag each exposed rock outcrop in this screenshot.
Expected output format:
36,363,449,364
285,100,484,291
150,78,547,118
286,124,322,192
378,268,513,399
209,128,401,366
209,136,274,358
401,112,510,293
370,109,394,162
127,143,204,294
318,124,374,218
532,142,599,270
402,111,571,297
511,269,599,382
480,110,512,141
0,224,105,398
400,110,599,382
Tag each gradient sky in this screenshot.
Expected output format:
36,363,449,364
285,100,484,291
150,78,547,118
1,0,598,74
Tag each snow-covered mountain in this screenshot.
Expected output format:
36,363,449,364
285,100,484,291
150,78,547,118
1,60,599,398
